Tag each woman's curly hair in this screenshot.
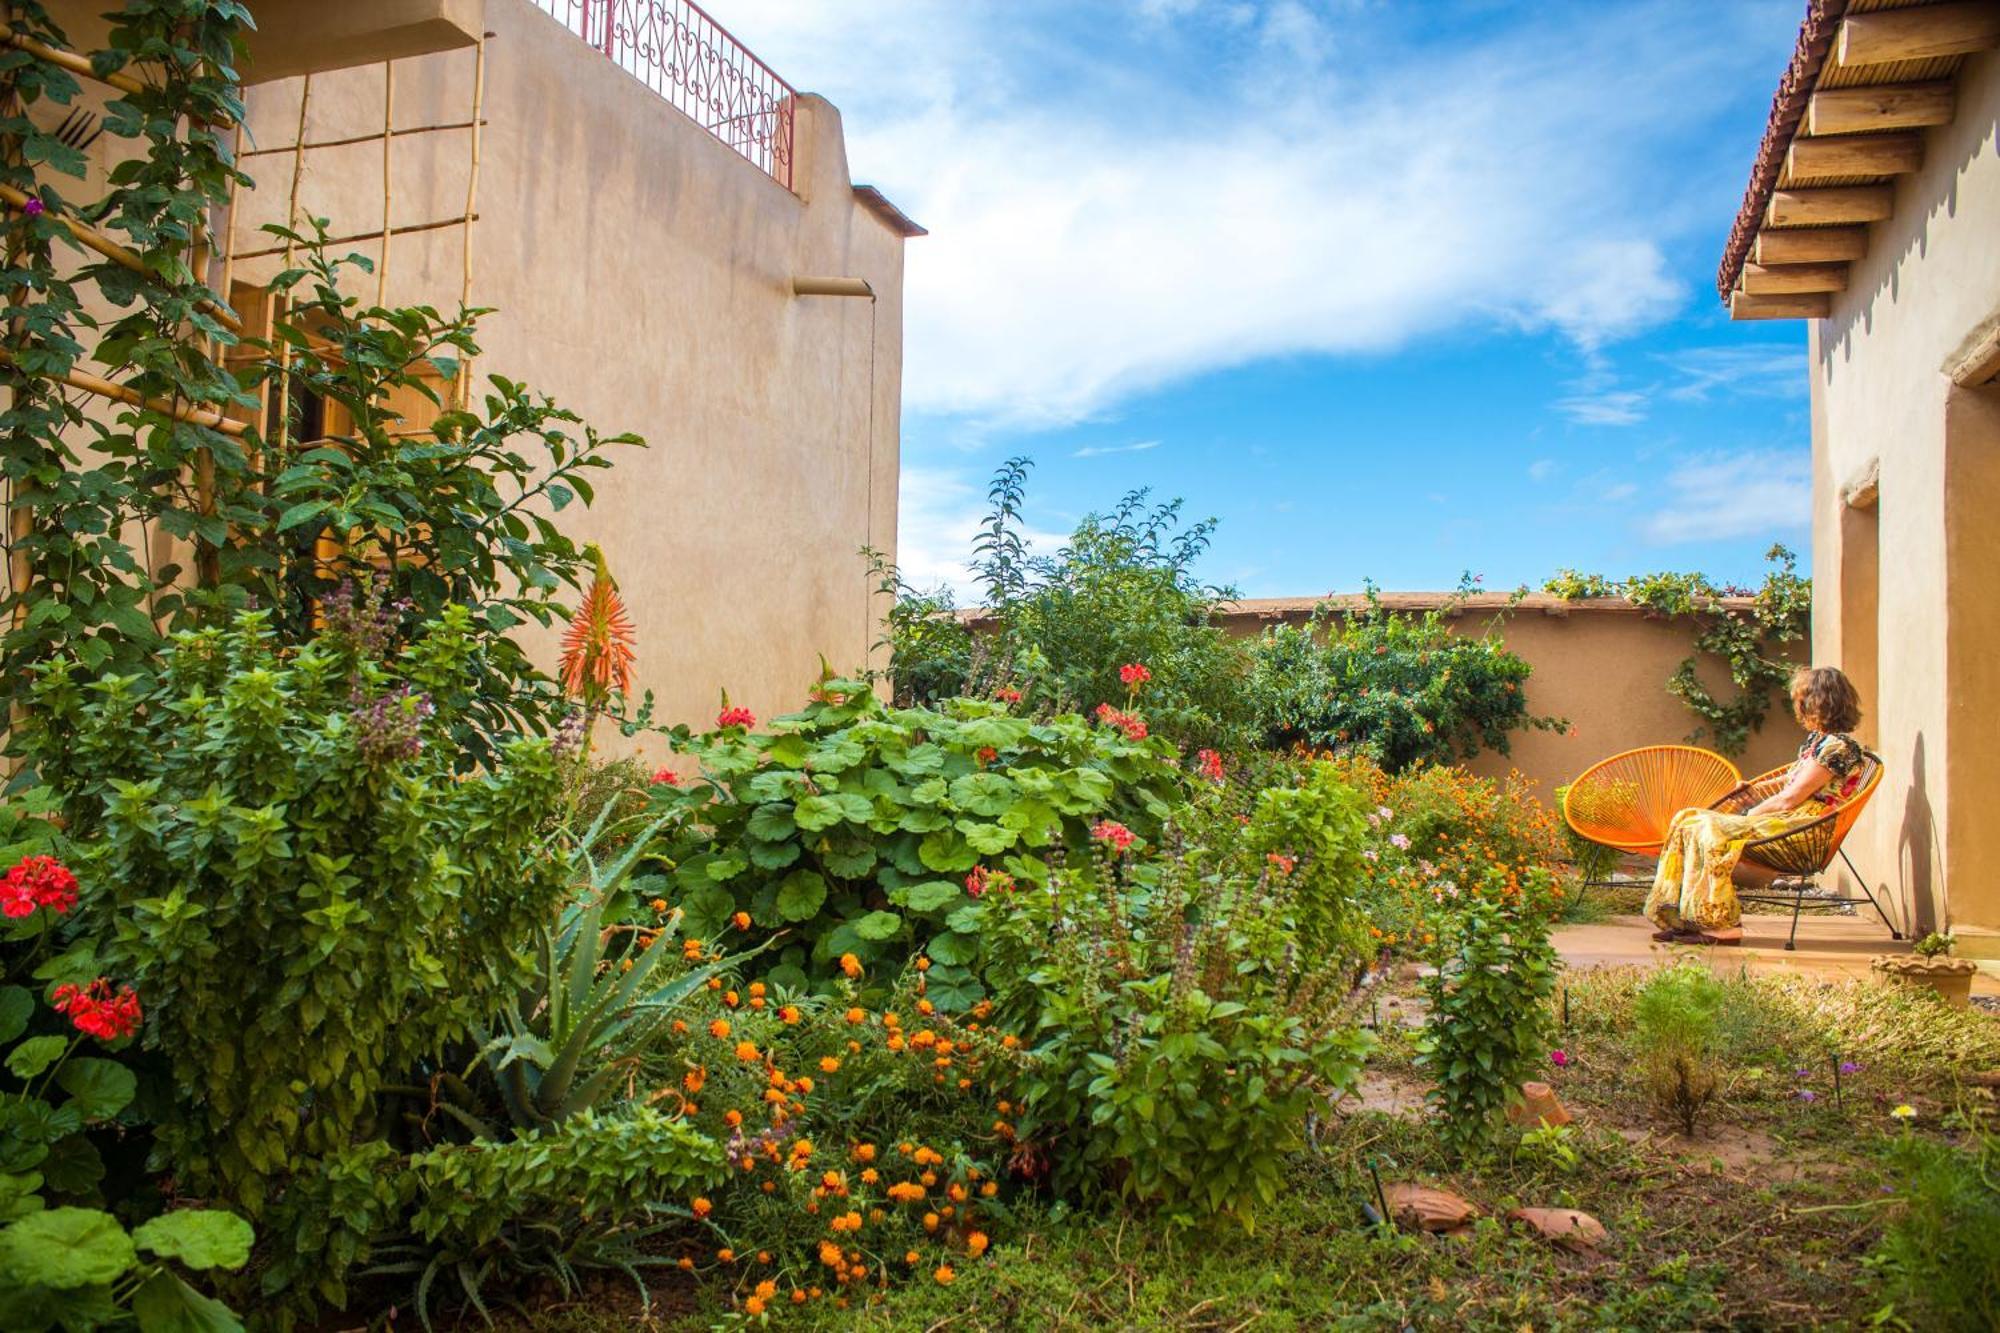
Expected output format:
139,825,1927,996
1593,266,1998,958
1790,666,1862,733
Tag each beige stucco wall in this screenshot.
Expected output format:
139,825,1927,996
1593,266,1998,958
1217,595,1804,803
203,0,907,737
1810,46,2000,940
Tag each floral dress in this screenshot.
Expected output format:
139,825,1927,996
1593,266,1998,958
1643,732,1865,933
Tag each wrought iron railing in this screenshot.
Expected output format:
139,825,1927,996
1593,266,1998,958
528,0,796,190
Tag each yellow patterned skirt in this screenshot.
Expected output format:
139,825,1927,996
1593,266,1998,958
1643,805,1825,932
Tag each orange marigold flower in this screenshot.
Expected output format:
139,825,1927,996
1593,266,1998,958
860,1167,880,1184
922,1212,940,1231
724,1108,743,1127
724,989,740,1008
677,1256,694,1270
854,1143,877,1162
745,1296,766,1316
980,1180,998,1197
905,1250,921,1265
718,1248,735,1263
734,1040,760,1062
683,1067,706,1093
934,1264,955,1285
844,1007,865,1025
820,1056,841,1073
839,953,863,978
748,981,767,998
779,1005,802,1025
967,1231,989,1257
649,897,668,913
708,1018,731,1039
915,957,932,972
797,1076,816,1094
733,911,752,930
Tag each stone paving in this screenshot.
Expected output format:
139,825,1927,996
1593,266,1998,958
1553,912,2000,998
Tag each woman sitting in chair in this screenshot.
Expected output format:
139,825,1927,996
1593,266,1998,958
1644,666,1867,945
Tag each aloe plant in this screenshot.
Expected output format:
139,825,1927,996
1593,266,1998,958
457,805,768,1135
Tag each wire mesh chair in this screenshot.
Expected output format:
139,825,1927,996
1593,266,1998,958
1718,752,1899,951
1562,745,1744,857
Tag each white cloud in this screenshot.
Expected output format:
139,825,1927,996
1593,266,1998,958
1659,344,1805,402
1601,481,1639,502
718,0,1786,429
893,465,1067,601
1527,458,1558,482
1072,439,1161,458
1552,389,1649,426
1641,450,1810,544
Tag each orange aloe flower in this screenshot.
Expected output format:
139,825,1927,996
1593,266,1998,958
559,548,637,702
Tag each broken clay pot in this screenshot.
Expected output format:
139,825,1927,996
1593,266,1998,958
1507,1207,1607,1251
1507,1080,1573,1129
1381,1183,1479,1233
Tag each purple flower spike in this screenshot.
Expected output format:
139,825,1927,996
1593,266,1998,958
1794,1067,1811,1079
1839,1061,1861,1075
1796,1089,1817,1102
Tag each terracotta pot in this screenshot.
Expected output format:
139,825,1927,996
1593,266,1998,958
1872,954,1978,1010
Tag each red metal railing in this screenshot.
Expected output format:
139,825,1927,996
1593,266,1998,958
529,0,796,190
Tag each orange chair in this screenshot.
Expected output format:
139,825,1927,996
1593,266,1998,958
1716,752,1900,950
1562,745,1743,857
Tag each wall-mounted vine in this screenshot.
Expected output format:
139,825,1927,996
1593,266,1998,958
1544,545,1811,756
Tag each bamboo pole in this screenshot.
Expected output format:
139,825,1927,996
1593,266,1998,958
0,184,244,334
0,350,247,435
376,60,394,306
239,120,486,158
457,33,486,409
5,31,147,97
272,74,313,459
230,212,479,263
3,3,29,645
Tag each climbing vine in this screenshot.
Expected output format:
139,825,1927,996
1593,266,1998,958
1544,545,1811,756
0,2,642,764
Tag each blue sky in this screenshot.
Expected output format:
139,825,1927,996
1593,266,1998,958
723,0,1813,598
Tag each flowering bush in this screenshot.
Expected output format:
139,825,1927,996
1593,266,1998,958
872,459,1255,748
652,672,1186,1000
979,842,1371,1223
15,608,568,1215
1246,586,1564,772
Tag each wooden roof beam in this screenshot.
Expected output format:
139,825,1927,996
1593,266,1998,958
1784,131,1924,181
1731,291,1831,321
1741,262,1849,295
1754,226,1870,264
1836,2,2000,68
1808,81,1956,135
1766,184,1895,226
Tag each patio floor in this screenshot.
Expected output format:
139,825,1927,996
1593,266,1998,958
1555,913,2000,999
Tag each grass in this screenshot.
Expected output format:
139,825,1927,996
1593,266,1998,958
494,964,1999,1331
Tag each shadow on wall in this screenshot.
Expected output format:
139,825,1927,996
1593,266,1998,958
1897,730,1940,936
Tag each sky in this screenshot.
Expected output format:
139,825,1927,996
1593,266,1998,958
721,0,1815,600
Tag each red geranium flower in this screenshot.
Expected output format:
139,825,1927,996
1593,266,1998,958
1194,749,1225,783
649,766,679,786
52,978,142,1041
717,706,756,729
1090,820,1135,854
2,855,78,918
1118,663,1151,688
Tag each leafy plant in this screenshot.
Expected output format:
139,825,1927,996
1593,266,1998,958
1912,932,1955,959
656,672,1186,999
1248,583,1564,771
1866,1117,2000,1331
874,458,1254,748
1229,758,1370,967
15,609,568,1214
1415,876,1560,1156
0,1205,254,1332
981,840,1371,1223
1544,546,1811,756
268,1108,723,1326
1631,961,1736,1136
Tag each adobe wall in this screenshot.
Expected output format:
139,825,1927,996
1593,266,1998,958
1811,47,2000,940
1215,594,1806,805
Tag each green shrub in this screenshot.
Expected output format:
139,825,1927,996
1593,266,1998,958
1415,876,1560,1156
875,458,1254,748
1231,759,1370,967
981,840,1371,1223
267,1107,724,1322
1867,1121,2000,1331
655,674,1186,1000
1631,961,1738,1136
1247,585,1564,772
16,608,567,1214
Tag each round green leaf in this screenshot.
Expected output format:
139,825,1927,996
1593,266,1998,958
6,1036,67,1081
0,1206,136,1288
745,804,797,841
947,772,1018,817
926,931,979,966
55,1058,136,1122
132,1209,254,1271
851,911,903,942
131,1267,246,1331
773,871,828,923
899,881,962,913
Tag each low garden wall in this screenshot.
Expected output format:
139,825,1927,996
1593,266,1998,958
1215,593,1807,798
